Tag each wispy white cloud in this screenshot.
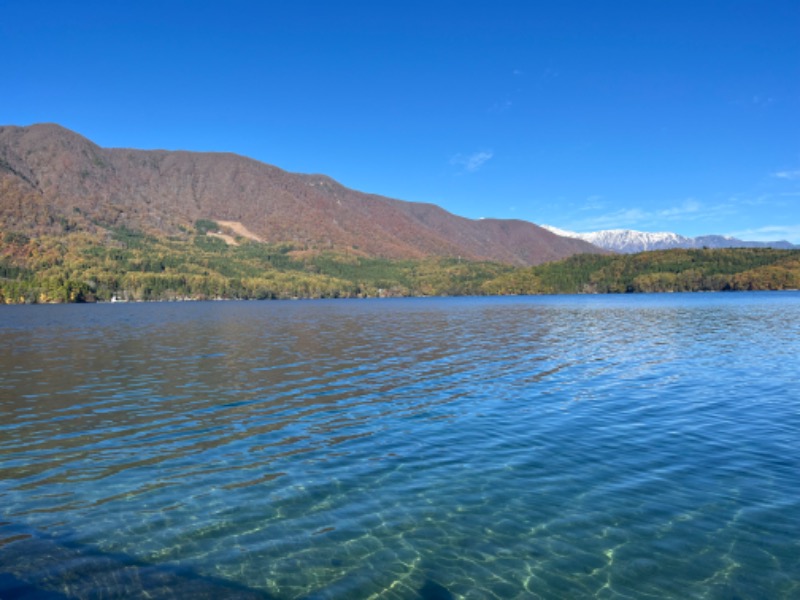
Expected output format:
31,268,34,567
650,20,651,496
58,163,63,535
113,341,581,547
450,151,493,172
541,68,558,80
549,193,799,243
569,199,736,233
728,224,800,244
726,192,800,209
571,208,650,231
657,199,701,218
772,169,800,180
489,100,512,113
730,193,771,206
580,195,605,211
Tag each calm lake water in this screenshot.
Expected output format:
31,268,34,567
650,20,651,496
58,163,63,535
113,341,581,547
1,293,798,599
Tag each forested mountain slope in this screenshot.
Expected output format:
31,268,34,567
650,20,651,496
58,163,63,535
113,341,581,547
0,124,600,266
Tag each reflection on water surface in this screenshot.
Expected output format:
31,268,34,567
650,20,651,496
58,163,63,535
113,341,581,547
1,294,799,598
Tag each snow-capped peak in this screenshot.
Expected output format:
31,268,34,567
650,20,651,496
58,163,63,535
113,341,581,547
541,225,797,253
541,225,578,239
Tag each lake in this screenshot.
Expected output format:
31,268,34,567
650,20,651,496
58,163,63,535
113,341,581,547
1,293,798,599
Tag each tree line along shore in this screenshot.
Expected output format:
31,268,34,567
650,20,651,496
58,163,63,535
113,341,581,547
2,224,799,304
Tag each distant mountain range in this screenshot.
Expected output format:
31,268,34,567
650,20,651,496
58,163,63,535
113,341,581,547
0,123,602,266
542,226,798,254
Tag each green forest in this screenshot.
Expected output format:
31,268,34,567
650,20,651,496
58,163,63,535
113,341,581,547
2,223,799,303
483,248,800,295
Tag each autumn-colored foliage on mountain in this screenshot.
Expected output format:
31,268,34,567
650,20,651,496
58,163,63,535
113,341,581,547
484,248,800,295
2,225,799,304
3,124,799,304
0,123,599,265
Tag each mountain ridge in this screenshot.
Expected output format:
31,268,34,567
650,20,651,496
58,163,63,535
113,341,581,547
542,225,797,253
0,123,602,266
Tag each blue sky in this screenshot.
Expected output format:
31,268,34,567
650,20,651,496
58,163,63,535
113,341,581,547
3,1,799,242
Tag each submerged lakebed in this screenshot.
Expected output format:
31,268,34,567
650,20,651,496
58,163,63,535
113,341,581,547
1,293,798,599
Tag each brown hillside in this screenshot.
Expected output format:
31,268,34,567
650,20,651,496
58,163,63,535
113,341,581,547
0,123,603,265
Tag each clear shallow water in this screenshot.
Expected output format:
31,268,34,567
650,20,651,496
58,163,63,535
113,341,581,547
1,293,798,599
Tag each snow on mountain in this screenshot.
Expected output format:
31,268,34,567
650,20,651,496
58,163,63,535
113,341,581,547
542,226,797,253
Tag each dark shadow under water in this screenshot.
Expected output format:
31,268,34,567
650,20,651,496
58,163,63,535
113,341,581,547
0,522,273,599
0,522,456,600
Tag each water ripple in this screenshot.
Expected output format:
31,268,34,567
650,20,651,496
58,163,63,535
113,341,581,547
1,294,799,598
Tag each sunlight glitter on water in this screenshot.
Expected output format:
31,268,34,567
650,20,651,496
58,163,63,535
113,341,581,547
1,294,799,599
